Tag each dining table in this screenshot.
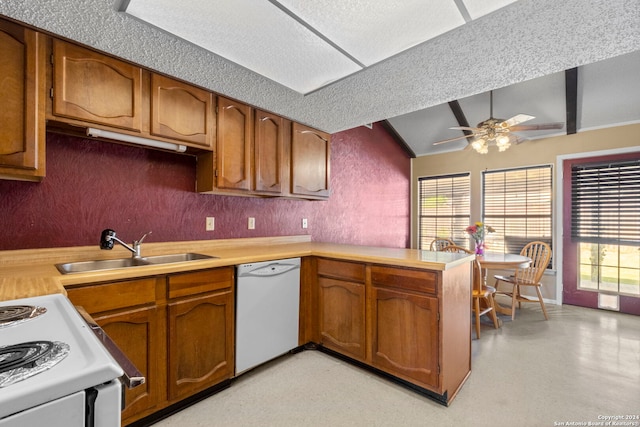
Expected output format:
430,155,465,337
477,252,532,317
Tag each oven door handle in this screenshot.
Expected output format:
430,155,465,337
75,306,146,389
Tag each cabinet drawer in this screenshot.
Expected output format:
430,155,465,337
317,258,365,283
66,277,157,313
370,266,437,295
168,267,233,299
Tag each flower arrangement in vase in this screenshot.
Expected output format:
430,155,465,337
465,222,495,255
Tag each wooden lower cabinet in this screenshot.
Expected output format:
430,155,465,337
311,258,471,405
167,285,234,401
370,286,439,389
318,277,366,361
66,267,234,425
94,305,163,422
317,258,366,361
65,277,164,425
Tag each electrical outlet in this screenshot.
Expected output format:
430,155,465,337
206,217,215,231
302,218,308,229
248,217,255,230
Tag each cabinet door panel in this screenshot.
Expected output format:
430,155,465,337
94,305,161,422
168,291,234,401
0,20,45,179
217,96,252,190
371,287,439,389
52,39,142,131
151,74,213,147
254,110,283,194
318,277,366,360
291,122,330,198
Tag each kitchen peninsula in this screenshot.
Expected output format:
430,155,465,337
0,236,474,424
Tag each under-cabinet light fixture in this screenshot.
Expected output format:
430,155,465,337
86,128,187,153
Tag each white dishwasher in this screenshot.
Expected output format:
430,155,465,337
235,257,301,375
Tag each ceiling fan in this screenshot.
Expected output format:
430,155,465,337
433,91,564,153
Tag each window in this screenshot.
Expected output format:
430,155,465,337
418,173,470,249
571,159,640,296
482,165,553,262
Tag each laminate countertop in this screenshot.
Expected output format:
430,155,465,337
0,236,473,301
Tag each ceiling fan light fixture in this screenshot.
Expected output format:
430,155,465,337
497,142,511,152
471,138,489,154
471,138,485,151
493,134,511,152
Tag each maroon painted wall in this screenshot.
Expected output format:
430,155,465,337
0,123,410,250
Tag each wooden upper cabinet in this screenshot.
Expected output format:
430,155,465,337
0,19,46,181
216,96,252,191
291,122,330,199
150,74,214,148
51,39,143,132
254,110,284,194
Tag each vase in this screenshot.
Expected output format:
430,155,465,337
474,240,485,255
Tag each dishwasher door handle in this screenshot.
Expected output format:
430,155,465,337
240,263,300,277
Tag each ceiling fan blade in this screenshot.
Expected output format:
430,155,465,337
512,134,530,145
432,134,475,145
449,126,482,132
501,114,535,128
510,122,564,131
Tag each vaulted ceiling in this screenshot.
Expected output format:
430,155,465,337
1,0,638,157
387,50,640,156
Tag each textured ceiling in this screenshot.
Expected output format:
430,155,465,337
1,0,638,140
124,0,515,94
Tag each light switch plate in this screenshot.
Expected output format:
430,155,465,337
248,217,255,230
206,217,215,231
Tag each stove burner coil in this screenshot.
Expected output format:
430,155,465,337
0,341,55,373
0,341,70,387
0,305,47,328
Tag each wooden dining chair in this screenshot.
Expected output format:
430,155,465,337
441,245,499,338
493,241,552,320
429,238,455,251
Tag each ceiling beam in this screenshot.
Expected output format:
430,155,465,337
448,100,474,138
565,68,578,135
380,121,416,158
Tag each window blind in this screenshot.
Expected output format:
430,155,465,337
482,165,553,256
571,160,640,246
418,173,470,249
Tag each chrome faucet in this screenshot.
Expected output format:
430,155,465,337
100,229,152,258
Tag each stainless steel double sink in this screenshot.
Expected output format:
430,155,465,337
56,253,217,274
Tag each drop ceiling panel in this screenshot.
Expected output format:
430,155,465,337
125,0,519,94
278,0,467,66
125,0,362,94
462,0,521,19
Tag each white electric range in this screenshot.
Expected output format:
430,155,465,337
0,293,128,426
